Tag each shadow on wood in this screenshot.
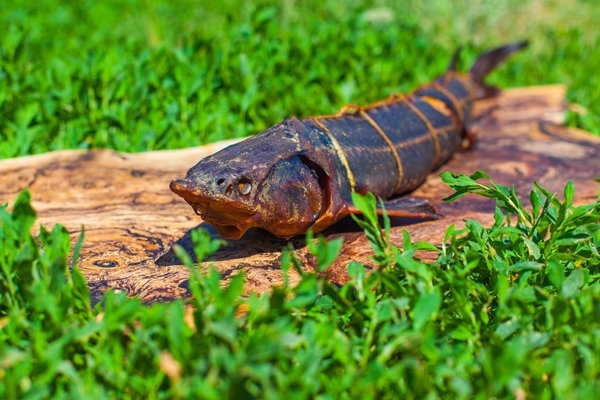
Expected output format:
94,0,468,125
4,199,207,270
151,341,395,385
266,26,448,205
1,85,599,304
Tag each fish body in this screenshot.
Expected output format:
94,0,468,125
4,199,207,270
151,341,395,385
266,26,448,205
171,42,528,239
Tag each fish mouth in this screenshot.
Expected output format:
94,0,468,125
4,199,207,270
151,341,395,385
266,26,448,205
170,179,256,239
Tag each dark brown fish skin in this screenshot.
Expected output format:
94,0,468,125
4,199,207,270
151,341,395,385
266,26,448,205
171,42,528,239
303,73,475,200
171,117,352,239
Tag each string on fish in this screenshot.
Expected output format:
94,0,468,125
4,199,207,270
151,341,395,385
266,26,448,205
443,71,478,101
428,82,465,124
358,109,404,191
310,117,356,191
456,74,478,101
313,103,405,191
310,73,482,179
427,82,477,149
388,93,442,166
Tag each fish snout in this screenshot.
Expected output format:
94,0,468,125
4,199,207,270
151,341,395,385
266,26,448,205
170,174,256,216
172,173,251,196
170,179,210,202
170,179,210,217
170,179,198,197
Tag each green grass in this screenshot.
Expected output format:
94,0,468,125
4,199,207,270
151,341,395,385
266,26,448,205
2,174,600,398
2,1,600,398
0,0,599,158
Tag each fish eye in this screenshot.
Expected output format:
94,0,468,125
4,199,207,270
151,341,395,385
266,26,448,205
237,178,252,195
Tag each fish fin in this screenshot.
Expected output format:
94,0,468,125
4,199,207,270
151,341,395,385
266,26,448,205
461,127,477,150
380,197,442,219
346,196,442,219
447,46,462,71
470,41,529,99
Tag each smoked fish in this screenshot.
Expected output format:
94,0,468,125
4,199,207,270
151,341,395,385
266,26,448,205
171,42,528,239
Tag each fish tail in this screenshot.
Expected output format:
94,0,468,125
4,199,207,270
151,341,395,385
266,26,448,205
447,46,462,71
468,41,529,99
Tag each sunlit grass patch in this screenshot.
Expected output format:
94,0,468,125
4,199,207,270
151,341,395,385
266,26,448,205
0,0,598,158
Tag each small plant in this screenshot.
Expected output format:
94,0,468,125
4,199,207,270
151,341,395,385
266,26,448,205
2,172,600,398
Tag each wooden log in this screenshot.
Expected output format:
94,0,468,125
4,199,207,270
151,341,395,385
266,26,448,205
1,85,599,304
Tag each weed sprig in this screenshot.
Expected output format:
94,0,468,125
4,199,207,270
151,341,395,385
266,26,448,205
1,173,600,398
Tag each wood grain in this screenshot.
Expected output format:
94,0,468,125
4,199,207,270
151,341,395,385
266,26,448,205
2,85,599,304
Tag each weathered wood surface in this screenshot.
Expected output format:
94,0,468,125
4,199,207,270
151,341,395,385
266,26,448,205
1,85,599,303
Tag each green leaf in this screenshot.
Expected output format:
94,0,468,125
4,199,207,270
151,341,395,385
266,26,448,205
307,233,344,272
440,171,476,187
493,207,504,229
564,181,575,208
495,317,520,340
562,269,585,298
530,189,543,218
351,192,378,226
13,189,36,233
439,171,479,202
411,291,441,331
71,227,85,269
402,229,412,251
547,259,564,290
347,261,365,278
192,228,226,262
507,261,543,272
222,272,245,305
449,325,474,341
173,245,194,269
280,247,292,287
534,181,561,208
71,264,91,314
414,241,440,252
523,237,541,260
315,295,333,310
469,170,491,181
444,224,455,244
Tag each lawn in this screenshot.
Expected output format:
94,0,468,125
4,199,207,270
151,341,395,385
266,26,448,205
1,0,600,398
1,0,599,158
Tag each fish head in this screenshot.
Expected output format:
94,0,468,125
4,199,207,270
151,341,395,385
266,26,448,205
170,118,327,239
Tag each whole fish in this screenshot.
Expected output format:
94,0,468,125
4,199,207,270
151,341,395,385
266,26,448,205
171,42,528,239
